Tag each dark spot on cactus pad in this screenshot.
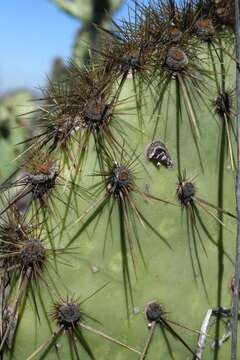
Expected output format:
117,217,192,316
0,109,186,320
166,47,188,71
177,181,196,206
20,239,46,268
145,301,166,324
146,140,174,169
55,301,81,329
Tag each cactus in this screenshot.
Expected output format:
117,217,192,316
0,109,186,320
51,0,124,63
48,57,69,85
1,0,240,359
0,90,35,179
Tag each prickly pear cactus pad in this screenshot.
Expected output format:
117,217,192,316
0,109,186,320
51,0,123,22
51,0,124,63
1,1,240,359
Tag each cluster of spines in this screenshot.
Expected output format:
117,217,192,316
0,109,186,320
0,0,237,359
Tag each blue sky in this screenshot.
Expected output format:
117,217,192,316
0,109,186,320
0,0,133,94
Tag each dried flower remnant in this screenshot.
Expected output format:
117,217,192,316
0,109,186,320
195,18,215,41
165,47,189,71
146,140,174,169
